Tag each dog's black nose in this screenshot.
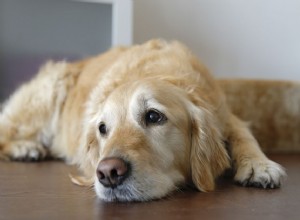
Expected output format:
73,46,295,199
97,157,130,188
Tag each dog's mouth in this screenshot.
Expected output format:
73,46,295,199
94,174,184,202
101,187,131,202
94,177,148,202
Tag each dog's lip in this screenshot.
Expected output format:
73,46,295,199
96,175,151,202
101,184,137,202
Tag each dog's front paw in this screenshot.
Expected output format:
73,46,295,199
234,158,286,189
0,141,47,161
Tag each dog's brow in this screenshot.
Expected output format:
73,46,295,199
137,94,150,109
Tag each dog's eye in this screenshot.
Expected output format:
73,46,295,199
145,109,167,125
99,123,107,135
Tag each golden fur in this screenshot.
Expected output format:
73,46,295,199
0,40,287,202
219,79,300,153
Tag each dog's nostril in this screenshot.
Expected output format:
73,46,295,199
97,157,130,188
110,169,118,178
97,170,105,180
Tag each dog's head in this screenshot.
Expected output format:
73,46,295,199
73,40,230,202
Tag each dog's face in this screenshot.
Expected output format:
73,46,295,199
76,78,230,202
93,80,191,201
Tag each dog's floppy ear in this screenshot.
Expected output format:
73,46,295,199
189,105,230,192
71,122,100,186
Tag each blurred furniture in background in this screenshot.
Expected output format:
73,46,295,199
0,0,132,101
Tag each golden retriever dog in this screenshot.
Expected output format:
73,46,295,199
0,40,286,202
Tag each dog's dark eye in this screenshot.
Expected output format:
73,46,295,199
145,109,167,125
99,123,107,135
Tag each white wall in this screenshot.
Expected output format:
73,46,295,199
133,0,300,80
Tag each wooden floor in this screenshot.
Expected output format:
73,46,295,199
0,154,299,220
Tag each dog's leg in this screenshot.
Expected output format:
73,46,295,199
0,139,47,161
226,114,286,188
0,61,69,161
0,92,49,161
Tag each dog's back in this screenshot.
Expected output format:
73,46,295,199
219,79,300,153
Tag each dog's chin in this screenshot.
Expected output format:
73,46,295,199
95,182,146,202
94,175,182,202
